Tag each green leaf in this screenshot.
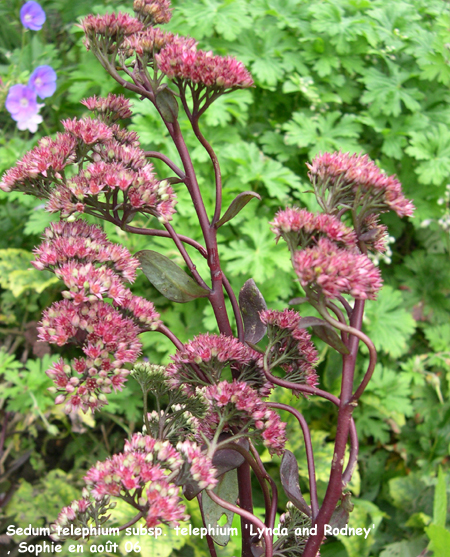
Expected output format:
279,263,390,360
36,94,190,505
216,191,261,228
363,286,416,358
433,467,447,528
283,111,362,157
202,470,238,546
136,250,209,303
156,88,179,123
406,124,450,185
425,524,450,557
0,249,59,297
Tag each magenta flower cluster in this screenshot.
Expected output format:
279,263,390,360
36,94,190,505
1,94,177,223
260,309,319,392
198,380,287,456
52,433,216,537
36,221,161,413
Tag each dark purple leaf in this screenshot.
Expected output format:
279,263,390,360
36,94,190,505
136,250,208,303
280,450,311,517
239,279,267,344
183,438,248,500
216,191,261,228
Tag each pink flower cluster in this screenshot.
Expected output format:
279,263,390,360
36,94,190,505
156,39,253,90
36,221,161,412
199,381,287,455
294,237,383,300
271,207,357,251
53,433,218,532
40,301,141,412
260,309,319,392
167,333,254,390
0,133,77,194
51,496,94,540
84,434,189,528
307,151,415,218
122,26,172,57
176,440,217,490
133,0,172,25
81,93,133,123
1,97,177,223
33,220,139,282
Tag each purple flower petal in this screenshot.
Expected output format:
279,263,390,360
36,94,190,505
20,1,46,31
29,65,57,99
5,84,38,121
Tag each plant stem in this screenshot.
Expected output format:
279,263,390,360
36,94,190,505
269,403,318,520
302,299,365,557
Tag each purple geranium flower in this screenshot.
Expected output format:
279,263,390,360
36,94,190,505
20,1,46,31
28,66,57,98
5,84,38,121
5,84,43,133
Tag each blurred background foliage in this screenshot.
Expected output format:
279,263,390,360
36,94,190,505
1,0,450,555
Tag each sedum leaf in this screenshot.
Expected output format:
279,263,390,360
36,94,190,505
136,250,209,303
216,191,261,228
239,278,267,344
202,470,239,546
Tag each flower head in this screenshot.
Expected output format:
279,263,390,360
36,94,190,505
156,40,253,90
271,207,357,253
260,309,319,393
307,151,415,218
199,380,287,455
82,13,143,51
294,237,383,300
28,65,57,99
20,1,46,31
81,93,133,122
167,333,253,391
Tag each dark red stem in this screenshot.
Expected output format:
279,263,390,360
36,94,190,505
303,300,365,557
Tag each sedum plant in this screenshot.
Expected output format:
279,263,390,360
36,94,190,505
0,1,415,556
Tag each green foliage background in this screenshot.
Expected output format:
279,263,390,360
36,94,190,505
1,0,450,556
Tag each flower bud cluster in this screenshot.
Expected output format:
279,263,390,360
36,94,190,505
198,380,287,456
260,309,319,394
54,433,217,532
167,333,257,391
133,0,172,26
82,12,143,51
81,93,133,123
271,207,357,253
307,151,415,218
50,492,115,542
